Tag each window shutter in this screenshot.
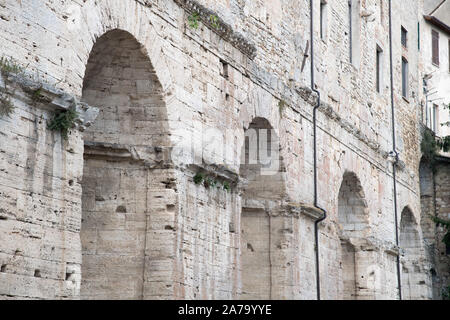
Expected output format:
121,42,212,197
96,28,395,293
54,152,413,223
432,30,439,65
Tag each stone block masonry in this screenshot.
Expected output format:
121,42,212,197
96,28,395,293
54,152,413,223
0,0,446,299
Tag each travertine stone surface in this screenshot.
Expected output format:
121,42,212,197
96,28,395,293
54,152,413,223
0,0,447,300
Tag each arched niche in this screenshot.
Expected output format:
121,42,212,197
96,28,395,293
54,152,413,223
337,171,369,299
239,117,285,299
80,29,170,299
400,206,423,300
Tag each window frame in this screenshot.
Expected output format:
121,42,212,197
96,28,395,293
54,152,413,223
401,57,409,99
432,29,440,66
401,26,408,49
320,0,327,40
376,45,383,93
432,104,439,134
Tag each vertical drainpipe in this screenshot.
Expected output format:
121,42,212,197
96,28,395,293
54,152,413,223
388,0,402,300
310,0,327,301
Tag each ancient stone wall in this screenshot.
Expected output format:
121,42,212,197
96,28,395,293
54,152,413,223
434,160,450,298
0,0,439,299
419,157,450,300
0,71,96,299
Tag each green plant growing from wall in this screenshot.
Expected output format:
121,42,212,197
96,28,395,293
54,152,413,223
0,57,23,76
47,108,79,140
0,57,23,118
422,103,450,167
204,177,216,189
421,129,439,169
194,172,204,184
194,172,231,192
209,14,220,29
187,12,220,31
188,12,200,29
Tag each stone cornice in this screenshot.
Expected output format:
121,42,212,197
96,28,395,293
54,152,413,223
241,200,326,220
84,142,174,169
187,163,240,184
173,0,257,59
286,202,326,220
0,72,98,132
340,236,400,256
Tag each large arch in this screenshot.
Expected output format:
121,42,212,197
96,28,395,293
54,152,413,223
337,171,369,300
66,0,176,97
80,29,171,299
239,117,286,299
399,206,422,299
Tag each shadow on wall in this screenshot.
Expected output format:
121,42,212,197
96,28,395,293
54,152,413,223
239,117,286,300
399,206,425,300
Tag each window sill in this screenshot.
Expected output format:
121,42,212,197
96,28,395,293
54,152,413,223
402,96,410,103
432,62,440,68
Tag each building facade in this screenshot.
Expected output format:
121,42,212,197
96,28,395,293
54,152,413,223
0,0,447,299
418,0,450,300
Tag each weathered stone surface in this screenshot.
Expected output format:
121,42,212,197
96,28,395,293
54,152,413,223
0,0,447,300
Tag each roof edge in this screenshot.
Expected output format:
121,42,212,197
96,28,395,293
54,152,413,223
423,15,450,35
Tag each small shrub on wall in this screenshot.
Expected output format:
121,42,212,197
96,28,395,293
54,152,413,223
47,108,79,140
0,91,14,117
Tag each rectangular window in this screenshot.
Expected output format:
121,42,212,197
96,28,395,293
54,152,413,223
402,57,408,98
220,59,229,79
432,104,439,134
432,104,437,132
432,29,439,66
320,1,327,39
348,0,360,66
376,46,383,93
401,26,408,48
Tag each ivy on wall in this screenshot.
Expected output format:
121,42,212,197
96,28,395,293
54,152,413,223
422,110,450,300
0,91,14,118
421,129,439,168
